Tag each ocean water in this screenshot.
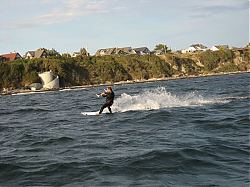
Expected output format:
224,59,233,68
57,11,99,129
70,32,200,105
0,73,249,186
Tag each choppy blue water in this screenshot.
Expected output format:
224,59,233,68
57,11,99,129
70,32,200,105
0,73,249,186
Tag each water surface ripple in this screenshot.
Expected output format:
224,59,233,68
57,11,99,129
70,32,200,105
0,73,249,186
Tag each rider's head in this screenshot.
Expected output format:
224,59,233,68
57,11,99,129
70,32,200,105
107,86,112,91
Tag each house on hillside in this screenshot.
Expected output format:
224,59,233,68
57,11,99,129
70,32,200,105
95,48,115,56
181,44,208,53
153,50,166,55
24,51,35,59
191,44,208,51
0,52,22,61
117,47,136,55
72,52,80,57
72,48,89,57
0,56,7,62
133,47,151,55
95,47,136,56
24,48,48,59
34,48,47,58
210,45,229,51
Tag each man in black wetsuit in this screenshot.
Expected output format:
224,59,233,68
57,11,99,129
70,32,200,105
98,86,115,114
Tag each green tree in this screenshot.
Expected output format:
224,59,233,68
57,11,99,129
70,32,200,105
154,44,171,54
61,53,71,58
46,48,61,57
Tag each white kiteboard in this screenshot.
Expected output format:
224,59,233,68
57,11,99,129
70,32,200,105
81,109,113,116
81,111,99,116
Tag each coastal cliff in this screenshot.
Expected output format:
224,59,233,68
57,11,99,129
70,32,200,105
0,48,249,90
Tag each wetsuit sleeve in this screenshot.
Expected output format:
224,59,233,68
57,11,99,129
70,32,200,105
101,92,108,97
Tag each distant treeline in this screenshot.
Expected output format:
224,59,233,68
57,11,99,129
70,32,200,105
0,48,249,89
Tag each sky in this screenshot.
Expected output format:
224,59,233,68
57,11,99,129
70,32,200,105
0,0,249,55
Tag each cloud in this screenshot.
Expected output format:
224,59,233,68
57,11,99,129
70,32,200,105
0,0,119,29
189,0,248,18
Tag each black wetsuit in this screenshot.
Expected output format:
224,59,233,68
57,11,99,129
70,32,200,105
99,91,115,114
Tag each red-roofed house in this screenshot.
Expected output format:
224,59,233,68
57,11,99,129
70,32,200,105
0,56,7,62
0,53,22,61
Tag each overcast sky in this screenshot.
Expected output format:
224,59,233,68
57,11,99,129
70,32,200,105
0,0,249,55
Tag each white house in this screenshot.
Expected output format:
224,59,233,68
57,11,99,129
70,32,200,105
210,46,219,51
210,45,229,51
181,46,196,53
182,44,208,53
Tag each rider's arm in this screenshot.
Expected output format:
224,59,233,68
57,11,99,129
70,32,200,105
101,92,107,97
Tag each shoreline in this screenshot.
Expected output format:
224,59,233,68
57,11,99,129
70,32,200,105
1,71,249,96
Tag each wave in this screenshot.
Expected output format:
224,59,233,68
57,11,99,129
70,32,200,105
30,136,74,146
112,87,223,113
14,107,51,113
219,96,250,101
0,107,51,116
12,91,54,96
0,109,13,115
125,149,219,168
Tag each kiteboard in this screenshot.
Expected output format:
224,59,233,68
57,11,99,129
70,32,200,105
81,111,99,116
81,111,113,116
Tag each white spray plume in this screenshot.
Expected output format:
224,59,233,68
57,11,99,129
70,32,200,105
111,87,221,113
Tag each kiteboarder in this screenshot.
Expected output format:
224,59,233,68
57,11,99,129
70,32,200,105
97,86,115,114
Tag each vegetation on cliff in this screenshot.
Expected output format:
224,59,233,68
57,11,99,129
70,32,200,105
0,48,249,90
